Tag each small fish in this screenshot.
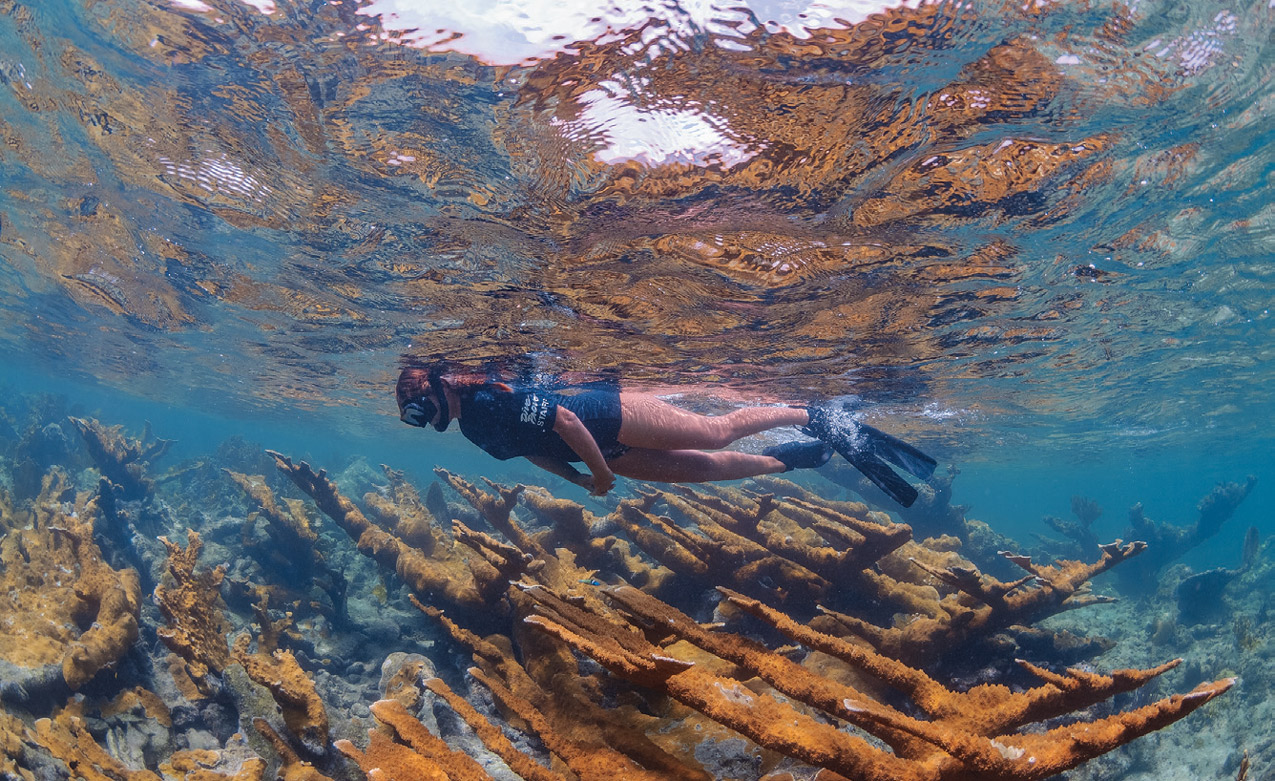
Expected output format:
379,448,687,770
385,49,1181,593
578,578,602,586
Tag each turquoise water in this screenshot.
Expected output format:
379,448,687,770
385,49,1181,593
1,0,1272,778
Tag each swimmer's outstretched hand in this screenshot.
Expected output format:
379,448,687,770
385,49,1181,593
574,470,614,496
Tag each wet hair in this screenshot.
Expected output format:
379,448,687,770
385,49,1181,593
396,365,453,431
395,367,433,414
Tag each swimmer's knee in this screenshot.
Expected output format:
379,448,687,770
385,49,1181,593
702,417,750,449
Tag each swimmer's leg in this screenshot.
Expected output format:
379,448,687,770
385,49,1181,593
608,447,787,483
617,394,808,451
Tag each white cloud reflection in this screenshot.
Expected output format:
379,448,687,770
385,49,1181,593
350,0,922,169
558,86,757,169
353,0,923,66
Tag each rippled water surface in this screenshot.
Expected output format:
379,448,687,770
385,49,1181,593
0,0,1271,459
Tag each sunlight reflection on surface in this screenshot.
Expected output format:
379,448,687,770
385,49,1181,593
0,0,1268,455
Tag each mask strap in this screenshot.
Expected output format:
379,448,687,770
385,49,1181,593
428,371,450,431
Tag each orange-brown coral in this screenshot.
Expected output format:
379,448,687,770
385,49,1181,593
335,698,495,781
417,596,709,781
820,540,1146,666
232,633,329,757
0,469,141,697
224,469,348,622
224,468,320,551
25,700,268,781
154,530,233,694
362,466,443,554
266,451,505,612
1,707,32,781
519,582,1231,780
70,418,171,501
30,704,162,781
267,453,668,624
256,451,1229,780
0,422,1240,781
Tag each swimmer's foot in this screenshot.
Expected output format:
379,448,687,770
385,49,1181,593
763,440,833,472
802,404,937,508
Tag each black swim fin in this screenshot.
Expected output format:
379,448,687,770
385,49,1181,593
804,406,937,508
855,422,938,481
843,449,920,508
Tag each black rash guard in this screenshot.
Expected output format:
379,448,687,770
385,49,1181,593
457,384,627,462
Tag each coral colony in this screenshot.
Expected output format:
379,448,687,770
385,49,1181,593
0,413,1256,780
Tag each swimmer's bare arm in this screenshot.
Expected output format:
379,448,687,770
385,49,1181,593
525,456,588,487
551,407,616,495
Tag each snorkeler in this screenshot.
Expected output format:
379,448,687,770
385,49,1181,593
396,366,936,506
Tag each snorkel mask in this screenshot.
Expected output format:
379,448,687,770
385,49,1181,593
400,369,451,432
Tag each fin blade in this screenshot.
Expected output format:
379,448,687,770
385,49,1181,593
856,423,937,480
841,450,919,508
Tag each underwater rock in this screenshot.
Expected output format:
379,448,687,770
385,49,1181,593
1176,567,1241,625
0,662,66,707
96,696,174,772
253,718,332,781
379,652,436,714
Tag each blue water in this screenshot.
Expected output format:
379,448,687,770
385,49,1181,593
1,0,1272,777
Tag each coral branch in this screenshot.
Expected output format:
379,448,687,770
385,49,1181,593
69,417,171,501
334,699,488,781
0,470,140,698
818,541,1146,666
1120,476,1258,590
422,677,562,781
224,469,348,623
518,582,1231,781
267,451,500,613
434,468,538,554
363,465,442,555
233,634,329,756
413,596,710,780
154,530,232,693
